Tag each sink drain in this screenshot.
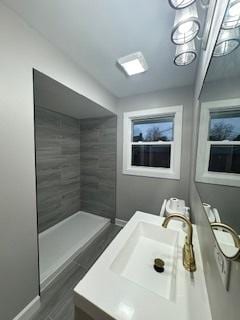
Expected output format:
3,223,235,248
153,258,165,273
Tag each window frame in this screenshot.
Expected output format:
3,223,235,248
196,98,240,187
123,106,183,179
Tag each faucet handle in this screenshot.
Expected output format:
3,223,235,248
183,242,197,272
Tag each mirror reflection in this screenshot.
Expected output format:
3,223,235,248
211,223,240,259
195,10,240,257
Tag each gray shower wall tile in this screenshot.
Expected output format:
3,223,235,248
98,171,116,188
99,127,116,144
81,175,98,188
100,116,117,129
37,194,64,233
37,170,62,190
80,116,117,222
35,106,81,233
61,164,80,185
36,157,64,172
61,115,79,130
36,108,117,232
36,146,62,161
81,202,114,220
80,128,100,144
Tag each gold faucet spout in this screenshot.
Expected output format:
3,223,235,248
162,213,196,272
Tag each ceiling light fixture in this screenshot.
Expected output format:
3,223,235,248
171,4,200,45
169,0,197,10
174,40,197,66
213,28,240,57
117,52,148,76
222,0,240,29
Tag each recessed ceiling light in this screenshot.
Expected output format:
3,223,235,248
117,52,148,76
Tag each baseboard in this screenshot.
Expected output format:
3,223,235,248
13,296,40,320
115,218,127,227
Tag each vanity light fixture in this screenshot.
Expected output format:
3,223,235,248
174,40,197,66
213,28,240,57
169,0,197,10
222,0,240,30
171,3,200,45
117,52,148,76
200,0,210,5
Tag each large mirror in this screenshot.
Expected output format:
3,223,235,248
195,2,240,260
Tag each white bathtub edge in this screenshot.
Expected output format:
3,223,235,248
40,218,111,291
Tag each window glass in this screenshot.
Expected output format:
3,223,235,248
132,117,174,142
132,145,171,168
208,145,240,174
209,110,240,141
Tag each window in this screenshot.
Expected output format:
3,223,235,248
123,106,183,179
196,98,240,187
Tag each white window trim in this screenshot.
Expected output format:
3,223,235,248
123,106,183,179
196,98,240,187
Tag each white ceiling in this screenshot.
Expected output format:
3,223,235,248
34,70,113,119
3,0,204,98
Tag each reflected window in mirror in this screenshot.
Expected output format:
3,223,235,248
209,110,240,174
196,98,240,187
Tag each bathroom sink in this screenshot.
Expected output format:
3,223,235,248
75,212,212,320
110,221,178,300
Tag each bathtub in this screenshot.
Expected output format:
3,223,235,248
39,211,110,290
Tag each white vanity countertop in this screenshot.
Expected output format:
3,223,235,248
74,211,212,320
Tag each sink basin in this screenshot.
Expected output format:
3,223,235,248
110,221,179,300
75,212,212,320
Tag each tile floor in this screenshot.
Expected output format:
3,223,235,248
30,224,121,320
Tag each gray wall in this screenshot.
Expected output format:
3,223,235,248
116,86,193,221
80,116,117,221
0,3,116,320
35,106,81,233
196,183,240,233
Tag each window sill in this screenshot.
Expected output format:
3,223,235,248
123,166,180,180
196,172,240,187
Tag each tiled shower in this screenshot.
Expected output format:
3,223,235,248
35,105,117,289
35,106,81,233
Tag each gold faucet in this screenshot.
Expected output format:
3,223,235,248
162,214,196,272
211,222,240,261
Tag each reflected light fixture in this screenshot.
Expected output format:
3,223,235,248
213,28,240,57
117,52,148,76
222,0,240,29
171,3,200,45
169,0,197,9
200,0,210,5
174,40,197,66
